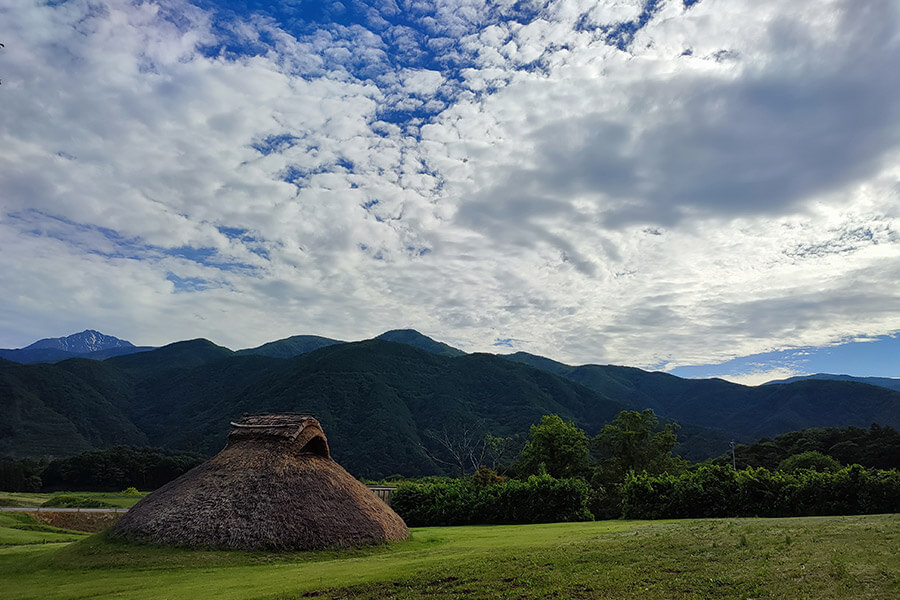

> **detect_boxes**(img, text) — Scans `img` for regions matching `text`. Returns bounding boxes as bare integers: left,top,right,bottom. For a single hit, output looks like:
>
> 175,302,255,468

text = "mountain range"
0,330,156,364
0,328,462,364
1,329,898,477
764,373,900,392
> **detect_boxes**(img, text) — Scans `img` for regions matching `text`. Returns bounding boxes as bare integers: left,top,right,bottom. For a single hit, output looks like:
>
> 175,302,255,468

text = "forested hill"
501,352,900,442
0,340,627,477
763,373,900,392
1,335,898,478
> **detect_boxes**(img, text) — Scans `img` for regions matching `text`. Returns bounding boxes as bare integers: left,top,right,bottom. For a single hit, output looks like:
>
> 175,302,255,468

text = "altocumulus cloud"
0,0,898,370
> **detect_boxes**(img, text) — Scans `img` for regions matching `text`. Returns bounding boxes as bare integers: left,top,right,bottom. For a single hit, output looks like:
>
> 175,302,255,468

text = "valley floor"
0,512,897,599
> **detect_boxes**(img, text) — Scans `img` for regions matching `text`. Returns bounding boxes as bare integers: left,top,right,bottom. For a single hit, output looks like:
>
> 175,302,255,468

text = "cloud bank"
1,0,898,369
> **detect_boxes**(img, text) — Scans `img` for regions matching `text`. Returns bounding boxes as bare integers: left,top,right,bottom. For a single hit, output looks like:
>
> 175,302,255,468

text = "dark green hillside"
80,346,156,360
0,337,627,477
106,339,233,378
235,335,343,358
164,340,627,477
0,362,147,457
131,354,288,447
376,329,465,356
0,369,93,457
2,332,898,478
503,354,900,442
54,358,135,411
504,353,707,413
738,380,900,438
765,373,900,392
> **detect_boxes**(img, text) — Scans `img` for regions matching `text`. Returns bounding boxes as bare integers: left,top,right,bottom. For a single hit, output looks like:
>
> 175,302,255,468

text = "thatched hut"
112,414,409,550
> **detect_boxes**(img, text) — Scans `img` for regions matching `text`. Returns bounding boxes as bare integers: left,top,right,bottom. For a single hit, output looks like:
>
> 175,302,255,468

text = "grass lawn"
0,491,59,507
0,491,147,508
0,514,896,599
0,512,87,546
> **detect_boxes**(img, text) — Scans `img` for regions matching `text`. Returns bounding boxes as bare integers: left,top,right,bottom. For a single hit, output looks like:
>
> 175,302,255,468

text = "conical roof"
111,414,409,550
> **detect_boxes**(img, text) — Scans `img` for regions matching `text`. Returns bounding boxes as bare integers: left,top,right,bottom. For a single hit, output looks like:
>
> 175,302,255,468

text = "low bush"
622,464,900,519
778,451,841,473
392,474,593,526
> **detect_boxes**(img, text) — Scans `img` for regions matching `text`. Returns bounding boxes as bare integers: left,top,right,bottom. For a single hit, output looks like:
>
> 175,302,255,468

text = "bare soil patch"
30,511,122,533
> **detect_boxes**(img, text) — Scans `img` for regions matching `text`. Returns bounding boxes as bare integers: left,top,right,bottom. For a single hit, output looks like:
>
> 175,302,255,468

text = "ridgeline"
1,330,898,478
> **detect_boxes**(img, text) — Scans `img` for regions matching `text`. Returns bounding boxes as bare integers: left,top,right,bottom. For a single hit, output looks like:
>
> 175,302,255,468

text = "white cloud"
717,367,808,387
1,0,899,375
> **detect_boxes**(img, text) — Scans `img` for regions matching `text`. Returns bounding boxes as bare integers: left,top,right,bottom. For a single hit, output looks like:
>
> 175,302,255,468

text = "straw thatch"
111,414,409,550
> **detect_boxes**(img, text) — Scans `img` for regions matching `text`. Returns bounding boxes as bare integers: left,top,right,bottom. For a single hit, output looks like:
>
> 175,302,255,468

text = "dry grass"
30,511,122,533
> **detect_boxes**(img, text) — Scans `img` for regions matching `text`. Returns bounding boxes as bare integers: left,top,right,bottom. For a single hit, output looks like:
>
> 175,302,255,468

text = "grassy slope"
0,512,86,546
0,515,897,600
0,491,146,508
0,492,57,507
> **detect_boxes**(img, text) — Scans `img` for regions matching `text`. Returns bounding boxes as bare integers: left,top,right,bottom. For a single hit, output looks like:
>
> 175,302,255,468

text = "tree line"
0,447,205,492
392,412,900,525
710,423,900,471
3,411,897,522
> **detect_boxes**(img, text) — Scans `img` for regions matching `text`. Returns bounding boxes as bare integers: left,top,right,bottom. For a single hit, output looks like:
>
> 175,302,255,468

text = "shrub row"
622,464,900,519
392,474,593,526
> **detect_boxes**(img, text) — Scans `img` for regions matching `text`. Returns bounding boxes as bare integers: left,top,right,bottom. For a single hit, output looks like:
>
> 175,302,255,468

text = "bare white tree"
421,421,489,476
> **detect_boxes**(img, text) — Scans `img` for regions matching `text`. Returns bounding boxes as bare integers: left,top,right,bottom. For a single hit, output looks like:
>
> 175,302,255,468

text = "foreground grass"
0,515,896,599
0,491,146,508
303,515,899,600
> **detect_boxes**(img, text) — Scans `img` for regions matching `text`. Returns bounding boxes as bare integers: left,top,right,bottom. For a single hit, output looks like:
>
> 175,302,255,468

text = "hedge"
392,474,593,526
622,464,900,519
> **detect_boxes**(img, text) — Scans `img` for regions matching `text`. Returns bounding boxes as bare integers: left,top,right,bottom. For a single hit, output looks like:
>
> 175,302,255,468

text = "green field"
0,491,146,508
0,512,896,599
0,512,86,546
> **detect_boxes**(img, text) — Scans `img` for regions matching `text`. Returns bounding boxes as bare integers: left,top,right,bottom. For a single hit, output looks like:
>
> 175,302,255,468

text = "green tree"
517,415,590,479
483,433,521,474
594,409,683,478
778,450,841,473
471,465,506,488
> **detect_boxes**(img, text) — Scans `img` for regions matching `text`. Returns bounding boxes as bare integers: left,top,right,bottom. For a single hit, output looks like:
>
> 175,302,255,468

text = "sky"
1,0,899,384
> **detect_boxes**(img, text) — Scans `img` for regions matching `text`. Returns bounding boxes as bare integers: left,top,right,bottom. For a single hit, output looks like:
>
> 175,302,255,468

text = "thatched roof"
227,413,331,456
111,414,409,550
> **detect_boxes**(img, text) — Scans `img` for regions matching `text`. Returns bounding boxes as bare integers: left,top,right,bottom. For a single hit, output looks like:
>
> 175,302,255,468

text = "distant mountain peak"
24,329,134,353
375,329,465,357
236,334,343,359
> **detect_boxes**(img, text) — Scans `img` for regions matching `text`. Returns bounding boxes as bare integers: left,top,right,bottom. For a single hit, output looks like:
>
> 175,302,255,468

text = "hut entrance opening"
300,435,329,457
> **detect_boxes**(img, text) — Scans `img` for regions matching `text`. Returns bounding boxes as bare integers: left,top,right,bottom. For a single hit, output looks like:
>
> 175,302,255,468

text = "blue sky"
1,0,899,383
671,334,900,385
